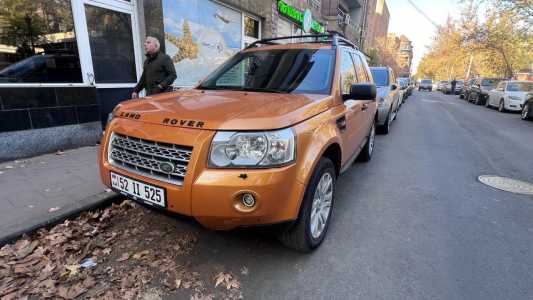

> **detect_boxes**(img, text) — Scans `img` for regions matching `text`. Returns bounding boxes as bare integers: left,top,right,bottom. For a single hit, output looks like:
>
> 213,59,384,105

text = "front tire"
279,158,336,252
474,93,482,105
522,103,530,120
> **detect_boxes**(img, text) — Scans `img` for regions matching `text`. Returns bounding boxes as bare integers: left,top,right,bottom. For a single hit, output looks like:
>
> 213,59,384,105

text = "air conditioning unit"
343,14,351,25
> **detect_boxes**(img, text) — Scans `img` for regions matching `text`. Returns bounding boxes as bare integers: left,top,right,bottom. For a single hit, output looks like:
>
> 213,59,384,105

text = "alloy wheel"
310,173,333,239
522,105,529,120
499,101,504,112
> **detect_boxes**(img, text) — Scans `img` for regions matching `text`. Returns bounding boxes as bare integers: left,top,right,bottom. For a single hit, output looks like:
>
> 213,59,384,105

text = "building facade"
0,0,355,161
386,33,413,77
363,0,389,51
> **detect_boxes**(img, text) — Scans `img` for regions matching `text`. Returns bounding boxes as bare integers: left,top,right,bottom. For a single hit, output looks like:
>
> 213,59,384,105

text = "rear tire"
377,111,391,134
498,100,506,112
278,158,336,252
358,122,375,162
485,98,491,108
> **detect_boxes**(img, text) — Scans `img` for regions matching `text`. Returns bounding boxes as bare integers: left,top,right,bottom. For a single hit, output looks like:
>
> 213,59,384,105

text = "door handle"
361,103,369,111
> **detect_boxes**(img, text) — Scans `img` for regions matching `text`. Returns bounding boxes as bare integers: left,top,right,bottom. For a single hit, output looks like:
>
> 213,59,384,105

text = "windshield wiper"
240,87,287,94
199,86,287,93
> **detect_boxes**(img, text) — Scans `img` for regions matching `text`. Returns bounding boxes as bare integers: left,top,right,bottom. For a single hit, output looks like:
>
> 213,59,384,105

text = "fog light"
241,193,256,207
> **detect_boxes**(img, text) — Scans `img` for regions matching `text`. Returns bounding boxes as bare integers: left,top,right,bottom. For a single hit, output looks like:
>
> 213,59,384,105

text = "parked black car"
460,78,476,99
522,93,533,121
468,77,504,105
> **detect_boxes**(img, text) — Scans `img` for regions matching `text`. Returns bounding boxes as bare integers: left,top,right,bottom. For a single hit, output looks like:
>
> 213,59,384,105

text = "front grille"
108,132,193,185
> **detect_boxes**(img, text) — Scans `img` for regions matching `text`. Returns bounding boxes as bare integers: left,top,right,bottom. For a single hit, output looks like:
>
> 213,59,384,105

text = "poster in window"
162,0,242,87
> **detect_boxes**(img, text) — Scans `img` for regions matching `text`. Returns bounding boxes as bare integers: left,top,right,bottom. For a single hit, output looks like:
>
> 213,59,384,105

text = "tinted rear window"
422,80,432,84
370,69,389,86
507,82,533,92
481,79,500,86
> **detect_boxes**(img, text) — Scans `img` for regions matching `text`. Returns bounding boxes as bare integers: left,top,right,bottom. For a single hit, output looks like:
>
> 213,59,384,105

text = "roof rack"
245,31,358,50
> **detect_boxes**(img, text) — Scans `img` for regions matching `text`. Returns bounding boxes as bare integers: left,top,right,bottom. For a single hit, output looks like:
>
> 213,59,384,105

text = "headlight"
209,128,296,168
509,96,521,101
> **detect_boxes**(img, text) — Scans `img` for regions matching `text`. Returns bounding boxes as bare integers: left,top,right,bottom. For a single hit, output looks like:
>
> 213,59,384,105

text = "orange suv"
99,34,377,251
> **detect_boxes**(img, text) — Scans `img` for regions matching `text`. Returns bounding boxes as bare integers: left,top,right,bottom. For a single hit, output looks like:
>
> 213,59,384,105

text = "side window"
340,50,357,94
351,53,370,83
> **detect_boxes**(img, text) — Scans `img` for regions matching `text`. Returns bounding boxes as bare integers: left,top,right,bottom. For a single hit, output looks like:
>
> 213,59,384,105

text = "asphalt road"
184,90,533,300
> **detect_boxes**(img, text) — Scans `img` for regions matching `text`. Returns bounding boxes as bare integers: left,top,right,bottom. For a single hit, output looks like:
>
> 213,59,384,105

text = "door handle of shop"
336,116,346,131
362,103,369,111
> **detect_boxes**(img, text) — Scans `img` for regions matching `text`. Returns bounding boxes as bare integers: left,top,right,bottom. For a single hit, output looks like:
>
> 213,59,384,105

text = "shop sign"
277,0,324,33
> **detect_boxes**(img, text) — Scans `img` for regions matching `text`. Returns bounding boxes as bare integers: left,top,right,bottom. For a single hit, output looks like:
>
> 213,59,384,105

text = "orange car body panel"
99,44,377,230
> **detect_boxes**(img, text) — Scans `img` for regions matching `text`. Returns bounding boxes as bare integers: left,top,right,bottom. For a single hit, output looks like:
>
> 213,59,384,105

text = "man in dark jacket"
451,78,457,94
132,36,177,98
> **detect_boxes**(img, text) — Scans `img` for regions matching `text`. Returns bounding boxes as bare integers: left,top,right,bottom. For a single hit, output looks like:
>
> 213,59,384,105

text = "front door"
339,49,366,160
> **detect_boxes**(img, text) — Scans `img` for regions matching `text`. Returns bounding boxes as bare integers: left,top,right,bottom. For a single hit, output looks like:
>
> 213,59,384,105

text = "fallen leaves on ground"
48,207,61,213
0,199,243,299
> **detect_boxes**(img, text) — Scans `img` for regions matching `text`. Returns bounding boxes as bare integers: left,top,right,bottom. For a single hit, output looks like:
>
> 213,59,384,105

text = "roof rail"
245,31,358,50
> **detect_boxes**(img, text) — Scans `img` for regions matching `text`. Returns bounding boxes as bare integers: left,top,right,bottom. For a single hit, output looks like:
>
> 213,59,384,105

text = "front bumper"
507,99,524,111
100,119,306,230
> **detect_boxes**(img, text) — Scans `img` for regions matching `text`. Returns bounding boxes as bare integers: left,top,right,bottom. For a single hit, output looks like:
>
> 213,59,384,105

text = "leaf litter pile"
0,200,243,299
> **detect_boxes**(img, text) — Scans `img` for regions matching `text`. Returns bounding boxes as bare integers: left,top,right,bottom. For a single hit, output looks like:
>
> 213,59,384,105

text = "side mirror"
391,84,397,90
345,83,377,101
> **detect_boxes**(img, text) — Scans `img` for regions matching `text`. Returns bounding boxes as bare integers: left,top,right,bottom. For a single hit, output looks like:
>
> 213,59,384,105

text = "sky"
385,0,461,73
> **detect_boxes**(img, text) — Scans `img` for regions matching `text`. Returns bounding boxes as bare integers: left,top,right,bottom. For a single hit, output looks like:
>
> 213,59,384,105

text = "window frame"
0,0,140,88
339,48,358,95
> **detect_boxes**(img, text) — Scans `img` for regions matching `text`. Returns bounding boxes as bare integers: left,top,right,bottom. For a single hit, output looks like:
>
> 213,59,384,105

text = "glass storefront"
0,0,82,83
0,0,140,135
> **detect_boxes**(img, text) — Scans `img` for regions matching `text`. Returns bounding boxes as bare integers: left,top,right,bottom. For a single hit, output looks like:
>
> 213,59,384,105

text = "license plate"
111,172,166,207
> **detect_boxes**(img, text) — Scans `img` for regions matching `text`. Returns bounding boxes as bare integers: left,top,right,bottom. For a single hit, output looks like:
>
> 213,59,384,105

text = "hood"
114,89,332,130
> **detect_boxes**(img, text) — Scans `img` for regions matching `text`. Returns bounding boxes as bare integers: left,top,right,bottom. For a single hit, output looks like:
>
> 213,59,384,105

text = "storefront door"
72,0,142,126
73,0,142,90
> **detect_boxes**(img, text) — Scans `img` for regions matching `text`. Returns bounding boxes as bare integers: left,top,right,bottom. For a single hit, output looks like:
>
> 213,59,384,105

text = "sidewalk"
0,146,119,244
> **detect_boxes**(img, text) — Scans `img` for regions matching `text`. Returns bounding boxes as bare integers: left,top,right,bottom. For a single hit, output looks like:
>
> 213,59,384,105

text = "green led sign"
277,0,325,33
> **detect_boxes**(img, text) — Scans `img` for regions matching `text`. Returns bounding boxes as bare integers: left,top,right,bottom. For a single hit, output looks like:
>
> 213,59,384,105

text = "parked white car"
486,80,533,112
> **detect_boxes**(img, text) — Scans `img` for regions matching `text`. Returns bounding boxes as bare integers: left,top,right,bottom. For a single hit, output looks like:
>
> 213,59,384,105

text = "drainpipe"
360,0,368,49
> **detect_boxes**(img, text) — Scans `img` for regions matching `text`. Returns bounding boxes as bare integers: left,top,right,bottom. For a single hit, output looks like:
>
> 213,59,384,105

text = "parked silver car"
486,80,533,112
419,79,433,91
370,66,401,134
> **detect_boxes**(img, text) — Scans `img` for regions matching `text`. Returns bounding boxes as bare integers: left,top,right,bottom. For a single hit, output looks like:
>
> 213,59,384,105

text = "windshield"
422,80,432,84
370,69,389,86
481,78,501,86
507,82,533,92
199,49,335,95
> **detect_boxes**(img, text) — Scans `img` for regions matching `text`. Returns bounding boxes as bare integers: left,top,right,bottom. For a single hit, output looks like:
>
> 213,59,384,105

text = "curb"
0,192,122,246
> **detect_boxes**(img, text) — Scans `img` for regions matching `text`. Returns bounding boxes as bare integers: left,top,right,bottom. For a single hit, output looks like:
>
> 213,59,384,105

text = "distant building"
363,0,390,51
386,33,413,76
